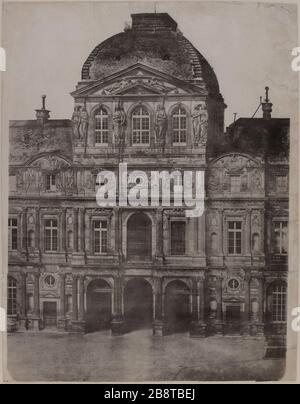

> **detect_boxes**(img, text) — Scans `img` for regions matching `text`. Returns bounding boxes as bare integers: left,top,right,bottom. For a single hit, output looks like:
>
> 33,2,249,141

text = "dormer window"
46,174,56,192
95,107,109,145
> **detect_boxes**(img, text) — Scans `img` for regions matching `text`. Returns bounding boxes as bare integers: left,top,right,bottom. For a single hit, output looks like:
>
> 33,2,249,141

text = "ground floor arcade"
7,270,287,343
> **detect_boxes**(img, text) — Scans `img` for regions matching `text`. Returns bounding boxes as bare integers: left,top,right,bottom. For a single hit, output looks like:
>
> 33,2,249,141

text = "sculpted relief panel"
208,154,264,196
14,155,76,195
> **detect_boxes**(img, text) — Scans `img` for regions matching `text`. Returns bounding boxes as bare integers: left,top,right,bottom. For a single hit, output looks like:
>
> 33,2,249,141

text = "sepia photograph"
0,0,299,384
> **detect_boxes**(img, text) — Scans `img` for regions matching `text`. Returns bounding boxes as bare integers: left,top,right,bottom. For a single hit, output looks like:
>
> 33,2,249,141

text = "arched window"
270,283,287,323
95,107,109,145
172,106,187,145
7,277,17,315
132,106,150,146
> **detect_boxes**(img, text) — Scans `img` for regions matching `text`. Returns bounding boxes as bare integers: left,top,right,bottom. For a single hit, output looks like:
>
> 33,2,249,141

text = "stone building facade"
8,14,289,348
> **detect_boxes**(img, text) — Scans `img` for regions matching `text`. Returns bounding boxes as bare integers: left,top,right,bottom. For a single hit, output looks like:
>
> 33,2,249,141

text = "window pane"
272,285,287,322
95,108,109,144
172,107,187,144
228,221,242,254
8,278,17,315
8,218,18,251
94,221,108,254
171,222,186,255
132,107,150,145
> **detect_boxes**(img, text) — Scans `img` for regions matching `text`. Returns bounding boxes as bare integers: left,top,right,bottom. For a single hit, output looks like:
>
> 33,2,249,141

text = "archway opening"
86,279,112,333
165,280,191,334
124,278,153,333
127,213,152,260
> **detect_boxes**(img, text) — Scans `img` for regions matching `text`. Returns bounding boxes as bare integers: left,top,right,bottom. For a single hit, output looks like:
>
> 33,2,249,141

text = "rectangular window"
46,174,56,191
45,219,58,252
272,286,287,323
132,107,150,145
95,109,109,145
173,107,187,145
8,218,18,251
274,221,288,255
8,279,17,316
228,221,242,255
230,176,241,193
94,220,108,254
171,222,186,256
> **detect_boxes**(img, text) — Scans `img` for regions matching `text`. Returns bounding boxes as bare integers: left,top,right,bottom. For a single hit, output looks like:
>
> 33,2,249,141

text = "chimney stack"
36,95,50,123
261,86,272,119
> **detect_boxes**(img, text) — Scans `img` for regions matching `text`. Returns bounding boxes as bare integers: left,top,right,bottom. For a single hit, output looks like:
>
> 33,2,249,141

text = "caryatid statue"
71,106,82,140
155,103,168,147
112,103,127,146
192,104,208,146
79,107,89,141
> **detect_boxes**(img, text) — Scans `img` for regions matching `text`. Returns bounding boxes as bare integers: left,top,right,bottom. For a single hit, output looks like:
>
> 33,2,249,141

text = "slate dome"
81,13,222,100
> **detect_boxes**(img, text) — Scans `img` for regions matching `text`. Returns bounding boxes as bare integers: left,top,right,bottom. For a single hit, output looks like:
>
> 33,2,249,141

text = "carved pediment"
72,63,205,98
29,154,71,169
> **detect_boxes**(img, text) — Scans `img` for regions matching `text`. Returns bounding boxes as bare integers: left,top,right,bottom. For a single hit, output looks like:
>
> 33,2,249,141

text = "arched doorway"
165,280,191,334
124,278,153,332
127,213,152,260
86,279,112,333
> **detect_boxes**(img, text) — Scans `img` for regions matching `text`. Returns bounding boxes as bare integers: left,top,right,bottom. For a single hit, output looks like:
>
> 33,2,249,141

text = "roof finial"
36,94,50,123
42,94,46,110
262,86,272,119
233,112,237,122
264,86,269,103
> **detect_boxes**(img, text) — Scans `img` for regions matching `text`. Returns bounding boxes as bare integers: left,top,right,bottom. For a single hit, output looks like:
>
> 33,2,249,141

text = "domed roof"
81,13,221,99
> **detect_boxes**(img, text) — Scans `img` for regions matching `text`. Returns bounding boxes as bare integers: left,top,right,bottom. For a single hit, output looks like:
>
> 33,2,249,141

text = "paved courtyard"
6,329,285,382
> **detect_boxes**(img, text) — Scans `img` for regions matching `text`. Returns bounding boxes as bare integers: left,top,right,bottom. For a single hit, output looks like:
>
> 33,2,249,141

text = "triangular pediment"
72,63,206,97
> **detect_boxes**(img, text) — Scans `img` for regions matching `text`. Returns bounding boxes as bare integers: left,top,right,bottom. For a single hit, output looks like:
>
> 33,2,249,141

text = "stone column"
35,208,41,256
58,274,67,331
256,276,265,336
162,213,169,256
111,275,124,335
156,209,163,259
245,210,251,255
73,208,79,252
242,273,251,336
198,213,206,256
72,275,78,322
70,274,85,333
19,272,27,330
22,208,28,253
61,208,67,254
79,276,85,321
212,276,224,335
78,208,85,253
32,273,41,331
153,277,164,336
266,212,272,254
190,276,207,338
114,208,120,260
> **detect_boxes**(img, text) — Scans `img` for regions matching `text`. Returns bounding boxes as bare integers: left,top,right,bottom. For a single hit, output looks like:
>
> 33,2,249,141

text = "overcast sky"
2,1,298,128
